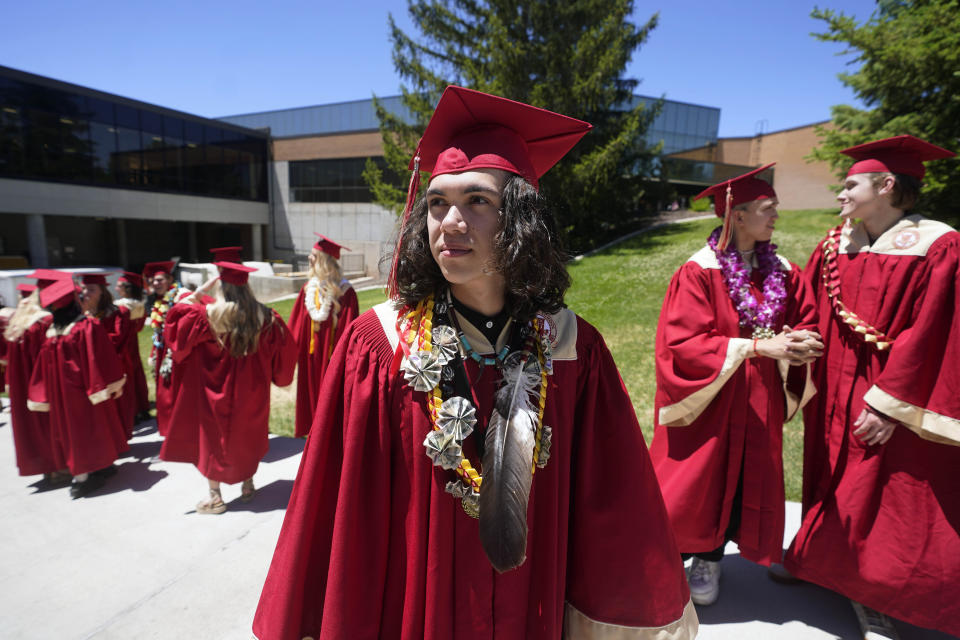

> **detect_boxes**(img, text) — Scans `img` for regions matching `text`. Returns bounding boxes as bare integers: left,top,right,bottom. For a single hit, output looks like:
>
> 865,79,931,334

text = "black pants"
681,471,744,563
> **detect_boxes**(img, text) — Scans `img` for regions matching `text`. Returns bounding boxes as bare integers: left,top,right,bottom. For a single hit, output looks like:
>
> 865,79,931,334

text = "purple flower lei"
707,226,787,339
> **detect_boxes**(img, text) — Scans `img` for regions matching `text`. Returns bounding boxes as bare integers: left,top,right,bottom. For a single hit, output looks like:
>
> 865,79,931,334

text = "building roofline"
723,119,832,140
0,64,269,139
219,92,720,120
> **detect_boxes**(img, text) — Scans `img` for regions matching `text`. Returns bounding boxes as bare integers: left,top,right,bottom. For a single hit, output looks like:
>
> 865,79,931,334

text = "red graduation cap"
27,268,73,289
313,233,350,260
842,134,955,180
118,271,144,288
16,283,37,297
389,86,592,298
80,273,108,286
143,261,176,280
38,277,78,309
412,86,592,190
210,246,243,263
694,163,777,251
215,261,258,286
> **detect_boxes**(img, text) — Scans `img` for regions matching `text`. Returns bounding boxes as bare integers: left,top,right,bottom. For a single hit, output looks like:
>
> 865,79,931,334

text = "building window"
0,72,268,202
289,157,392,203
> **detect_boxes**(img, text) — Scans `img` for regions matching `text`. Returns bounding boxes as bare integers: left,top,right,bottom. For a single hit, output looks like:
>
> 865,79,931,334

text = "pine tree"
363,0,663,252
810,0,960,220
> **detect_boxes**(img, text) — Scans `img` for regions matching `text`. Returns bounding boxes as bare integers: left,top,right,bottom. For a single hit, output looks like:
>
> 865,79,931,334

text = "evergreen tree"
810,0,960,219
363,0,663,252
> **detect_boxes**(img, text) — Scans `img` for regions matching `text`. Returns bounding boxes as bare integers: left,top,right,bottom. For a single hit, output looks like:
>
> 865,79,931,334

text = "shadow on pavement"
698,553,956,639
119,439,162,461
261,437,305,464
91,460,169,496
224,479,295,514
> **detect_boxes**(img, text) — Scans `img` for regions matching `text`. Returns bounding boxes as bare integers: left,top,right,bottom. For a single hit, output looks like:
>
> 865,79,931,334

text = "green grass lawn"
133,211,839,500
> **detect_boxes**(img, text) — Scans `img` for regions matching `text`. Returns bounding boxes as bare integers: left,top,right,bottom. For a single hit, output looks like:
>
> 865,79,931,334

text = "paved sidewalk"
0,402,954,639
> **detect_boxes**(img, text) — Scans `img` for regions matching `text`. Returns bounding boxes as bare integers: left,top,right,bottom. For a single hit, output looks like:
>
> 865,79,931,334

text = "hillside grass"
133,210,840,500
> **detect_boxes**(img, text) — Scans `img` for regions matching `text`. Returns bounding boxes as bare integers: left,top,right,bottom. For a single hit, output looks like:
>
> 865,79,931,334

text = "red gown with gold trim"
252,305,697,640
27,318,128,475
785,216,960,636
650,247,818,566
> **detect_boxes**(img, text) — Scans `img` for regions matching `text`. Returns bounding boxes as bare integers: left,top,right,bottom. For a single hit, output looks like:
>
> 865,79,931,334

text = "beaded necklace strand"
401,292,551,516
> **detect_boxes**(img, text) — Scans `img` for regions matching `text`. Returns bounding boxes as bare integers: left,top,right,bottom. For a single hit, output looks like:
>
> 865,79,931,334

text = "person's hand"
781,324,824,366
853,407,898,445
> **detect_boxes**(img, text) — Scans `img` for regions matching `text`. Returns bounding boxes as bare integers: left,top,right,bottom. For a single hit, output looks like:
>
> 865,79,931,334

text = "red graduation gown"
3,312,62,476
27,318,129,476
151,286,191,436
785,216,960,636
158,305,297,484
288,282,359,437
253,305,697,640
93,306,137,436
650,247,818,566
0,307,11,395
116,298,149,416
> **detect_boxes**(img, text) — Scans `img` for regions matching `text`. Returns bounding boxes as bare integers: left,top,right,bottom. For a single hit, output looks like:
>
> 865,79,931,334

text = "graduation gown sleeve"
862,233,960,445
655,256,755,427
564,321,697,637
253,311,395,640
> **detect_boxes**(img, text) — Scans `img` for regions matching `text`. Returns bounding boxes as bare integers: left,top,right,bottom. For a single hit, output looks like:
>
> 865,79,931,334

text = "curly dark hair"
387,174,571,322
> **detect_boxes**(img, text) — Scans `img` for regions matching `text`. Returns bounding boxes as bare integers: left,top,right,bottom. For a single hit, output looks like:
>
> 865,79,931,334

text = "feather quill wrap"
479,354,540,572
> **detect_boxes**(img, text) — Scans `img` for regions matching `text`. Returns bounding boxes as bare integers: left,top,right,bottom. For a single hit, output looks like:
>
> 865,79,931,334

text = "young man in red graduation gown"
253,87,697,640
287,233,359,437
158,262,297,512
650,166,822,606
2,273,63,484
81,273,137,436
784,135,960,637
114,271,150,423
27,276,129,498
144,260,190,436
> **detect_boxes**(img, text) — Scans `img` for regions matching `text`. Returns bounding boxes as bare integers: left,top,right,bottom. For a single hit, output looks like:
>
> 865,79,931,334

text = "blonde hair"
4,290,49,341
205,281,272,358
310,250,344,316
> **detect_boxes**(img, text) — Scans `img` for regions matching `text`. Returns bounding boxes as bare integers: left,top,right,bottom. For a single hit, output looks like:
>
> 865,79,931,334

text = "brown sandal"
240,478,255,503
196,488,226,514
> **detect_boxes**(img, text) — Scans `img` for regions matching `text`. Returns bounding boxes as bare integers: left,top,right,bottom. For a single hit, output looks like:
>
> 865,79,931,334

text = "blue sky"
1,0,878,138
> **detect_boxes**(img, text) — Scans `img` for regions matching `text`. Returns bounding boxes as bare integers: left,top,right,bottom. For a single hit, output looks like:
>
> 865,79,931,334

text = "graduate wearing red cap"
209,246,243,263
114,271,150,421
286,233,359,437
143,260,193,436
78,273,139,435
254,86,696,640
158,262,296,513
27,275,128,498
783,135,960,636
1,275,63,482
648,165,822,606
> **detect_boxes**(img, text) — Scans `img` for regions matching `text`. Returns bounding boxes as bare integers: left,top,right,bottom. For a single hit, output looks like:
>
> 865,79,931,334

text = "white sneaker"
687,557,721,606
850,600,901,640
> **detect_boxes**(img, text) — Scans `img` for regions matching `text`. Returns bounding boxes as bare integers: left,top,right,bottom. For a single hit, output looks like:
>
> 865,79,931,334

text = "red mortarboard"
27,268,72,289
842,135,955,180
210,246,243,263
81,273,108,286
16,283,37,296
118,271,144,288
39,278,78,309
143,261,176,279
389,86,592,299
412,86,592,190
215,261,257,286
313,233,350,260
694,163,777,250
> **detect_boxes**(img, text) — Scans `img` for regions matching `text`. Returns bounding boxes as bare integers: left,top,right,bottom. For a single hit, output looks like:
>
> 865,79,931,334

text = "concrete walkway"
0,401,954,639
